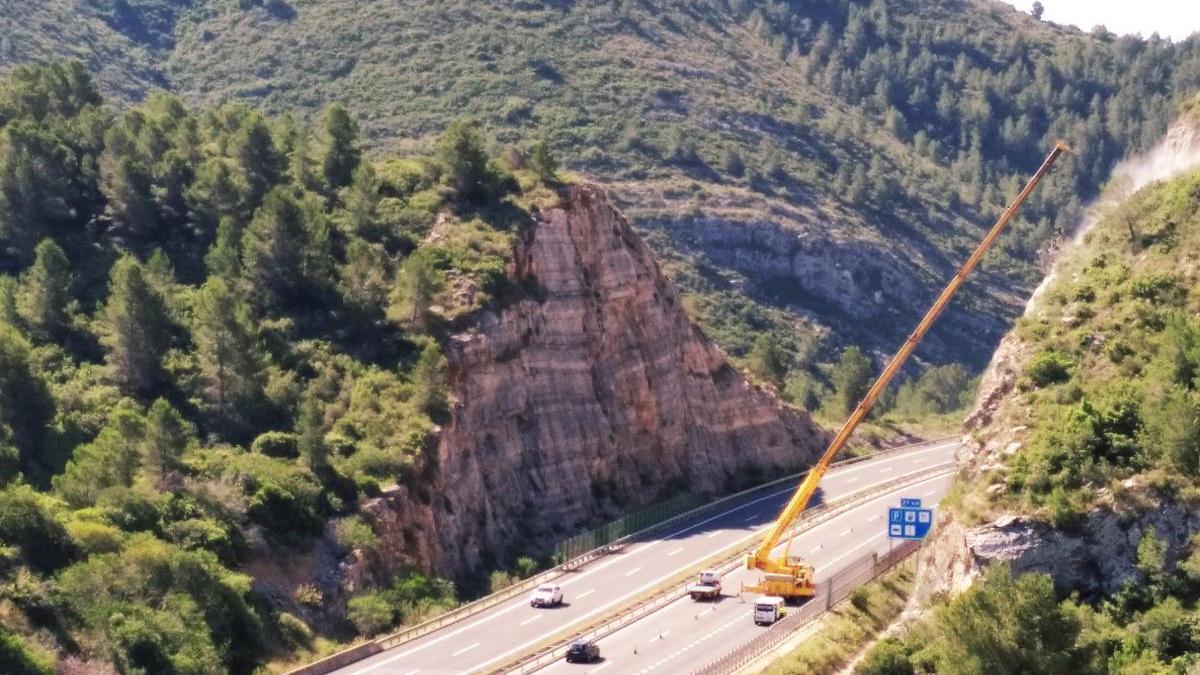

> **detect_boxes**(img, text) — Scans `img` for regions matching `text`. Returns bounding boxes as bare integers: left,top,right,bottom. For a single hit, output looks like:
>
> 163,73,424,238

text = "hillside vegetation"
0,61,557,673
851,162,1200,674
954,167,1200,526
6,0,1200,398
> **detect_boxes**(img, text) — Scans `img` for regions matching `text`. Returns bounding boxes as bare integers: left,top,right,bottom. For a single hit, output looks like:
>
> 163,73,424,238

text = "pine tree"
748,333,787,387
0,423,19,485
300,193,335,290
99,130,158,241
320,103,361,193
193,277,264,435
341,238,390,314
187,157,246,229
0,275,18,326
142,398,191,479
388,251,443,330
99,255,172,394
229,111,281,209
411,341,448,416
0,323,54,477
344,162,380,237
831,345,873,417
436,118,490,202
18,238,71,340
0,124,77,261
53,404,145,507
205,217,243,282
242,187,309,311
145,248,177,291
527,140,559,183
296,390,327,472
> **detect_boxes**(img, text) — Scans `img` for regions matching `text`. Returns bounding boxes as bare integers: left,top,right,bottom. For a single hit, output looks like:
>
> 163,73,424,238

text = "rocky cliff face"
639,210,1014,368
348,185,826,590
913,489,1200,606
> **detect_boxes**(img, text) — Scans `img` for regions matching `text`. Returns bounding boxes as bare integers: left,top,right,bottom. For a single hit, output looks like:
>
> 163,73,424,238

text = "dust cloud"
1023,120,1200,314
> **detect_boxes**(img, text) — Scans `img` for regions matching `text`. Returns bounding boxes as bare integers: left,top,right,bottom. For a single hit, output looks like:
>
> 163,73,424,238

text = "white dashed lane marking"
633,614,745,674
451,643,479,657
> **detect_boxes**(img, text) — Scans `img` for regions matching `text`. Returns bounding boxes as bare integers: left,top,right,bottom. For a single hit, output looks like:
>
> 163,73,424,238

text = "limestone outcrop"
350,184,827,588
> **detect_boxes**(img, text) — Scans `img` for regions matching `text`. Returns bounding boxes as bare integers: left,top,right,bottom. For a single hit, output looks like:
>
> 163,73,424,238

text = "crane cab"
743,554,816,600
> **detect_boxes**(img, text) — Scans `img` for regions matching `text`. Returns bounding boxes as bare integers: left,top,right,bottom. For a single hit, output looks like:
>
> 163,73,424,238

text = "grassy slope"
160,0,1023,332
0,1,167,99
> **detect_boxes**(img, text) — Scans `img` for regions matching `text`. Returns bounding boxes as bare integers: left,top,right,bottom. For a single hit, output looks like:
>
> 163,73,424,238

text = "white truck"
687,569,723,601
753,596,786,625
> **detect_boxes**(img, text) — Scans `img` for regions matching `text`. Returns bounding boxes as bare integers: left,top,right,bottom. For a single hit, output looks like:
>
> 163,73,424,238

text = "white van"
753,596,786,625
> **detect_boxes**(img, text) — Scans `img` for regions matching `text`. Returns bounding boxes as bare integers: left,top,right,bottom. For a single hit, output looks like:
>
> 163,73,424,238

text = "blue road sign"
900,498,921,508
887,504,933,540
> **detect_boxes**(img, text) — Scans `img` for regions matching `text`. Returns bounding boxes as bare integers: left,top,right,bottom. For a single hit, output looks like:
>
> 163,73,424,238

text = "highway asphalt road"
334,439,957,675
535,471,954,675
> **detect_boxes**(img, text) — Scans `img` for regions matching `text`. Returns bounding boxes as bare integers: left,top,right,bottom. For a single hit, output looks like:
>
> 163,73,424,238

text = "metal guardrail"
692,539,922,675
501,462,954,674
286,437,955,675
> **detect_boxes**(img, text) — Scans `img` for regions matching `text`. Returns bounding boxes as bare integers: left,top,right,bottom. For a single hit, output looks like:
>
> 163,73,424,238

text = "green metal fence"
553,492,707,561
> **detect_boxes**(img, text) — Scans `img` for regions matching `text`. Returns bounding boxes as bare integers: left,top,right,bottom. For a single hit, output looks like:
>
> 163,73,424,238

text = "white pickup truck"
687,569,722,601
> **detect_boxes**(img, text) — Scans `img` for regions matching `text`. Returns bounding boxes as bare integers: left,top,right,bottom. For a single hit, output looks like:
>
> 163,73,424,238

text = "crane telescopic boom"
744,142,1069,598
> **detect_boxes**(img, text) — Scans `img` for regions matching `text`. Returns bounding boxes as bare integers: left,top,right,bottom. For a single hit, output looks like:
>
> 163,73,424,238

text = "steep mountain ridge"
322,184,826,597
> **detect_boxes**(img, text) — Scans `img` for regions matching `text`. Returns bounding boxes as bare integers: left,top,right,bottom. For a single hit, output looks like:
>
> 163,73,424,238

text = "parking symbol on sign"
887,503,934,540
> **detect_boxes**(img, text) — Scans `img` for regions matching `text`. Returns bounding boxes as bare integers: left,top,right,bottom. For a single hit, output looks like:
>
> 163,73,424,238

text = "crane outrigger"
743,142,1069,599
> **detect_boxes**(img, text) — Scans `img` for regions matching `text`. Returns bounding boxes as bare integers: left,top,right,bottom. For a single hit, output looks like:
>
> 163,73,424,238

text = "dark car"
565,640,600,664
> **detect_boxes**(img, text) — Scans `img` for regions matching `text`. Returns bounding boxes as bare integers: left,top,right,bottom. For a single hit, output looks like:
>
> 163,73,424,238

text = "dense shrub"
275,612,313,649
1025,349,1073,387
347,592,395,636
333,514,379,554
247,483,323,542
56,535,265,673
251,431,300,458
0,484,75,572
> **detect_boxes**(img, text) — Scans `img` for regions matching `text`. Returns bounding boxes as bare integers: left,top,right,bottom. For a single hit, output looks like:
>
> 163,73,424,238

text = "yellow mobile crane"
744,142,1069,599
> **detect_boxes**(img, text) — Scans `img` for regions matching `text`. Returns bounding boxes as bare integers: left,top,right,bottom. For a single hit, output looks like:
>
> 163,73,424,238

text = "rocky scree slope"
913,113,1200,604
333,184,827,594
